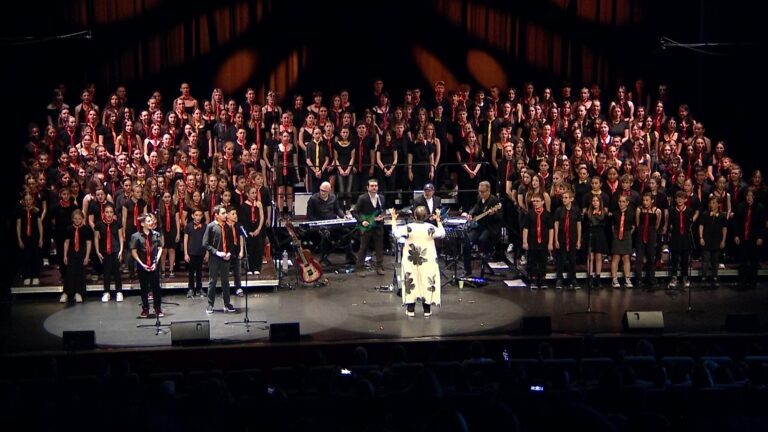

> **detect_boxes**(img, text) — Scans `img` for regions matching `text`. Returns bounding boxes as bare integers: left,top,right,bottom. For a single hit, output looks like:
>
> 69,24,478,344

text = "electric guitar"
356,208,403,232
284,220,323,283
467,203,502,229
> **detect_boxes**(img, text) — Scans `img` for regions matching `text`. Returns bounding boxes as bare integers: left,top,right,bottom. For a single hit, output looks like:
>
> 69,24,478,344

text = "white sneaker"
624,279,633,288
22,278,30,286
101,292,110,303
75,293,83,303
612,278,621,288
718,263,725,269
506,244,514,254
59,293,68,303
31,278,39,286
254,270,260,275
116,292,124,302
236,288,244,297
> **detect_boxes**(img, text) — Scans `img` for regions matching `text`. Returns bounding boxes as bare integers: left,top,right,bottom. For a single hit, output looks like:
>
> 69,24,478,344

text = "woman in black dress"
376,129,398,195
274,131,299,216
334,127,356,208
587,194,609,287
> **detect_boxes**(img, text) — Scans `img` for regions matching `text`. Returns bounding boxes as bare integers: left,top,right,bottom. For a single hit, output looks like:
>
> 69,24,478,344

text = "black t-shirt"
523,209,553,249
554,205,581,249
699,212,726,250
129,230,163,266
65,224,93,257
94,219,122,255
184,222,206,256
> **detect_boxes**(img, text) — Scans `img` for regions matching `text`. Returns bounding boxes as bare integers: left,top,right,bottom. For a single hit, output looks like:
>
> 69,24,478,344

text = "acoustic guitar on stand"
284,220,323,283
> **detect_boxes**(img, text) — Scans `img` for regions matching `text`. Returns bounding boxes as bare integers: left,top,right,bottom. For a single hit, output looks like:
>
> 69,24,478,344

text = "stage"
2,252,768,354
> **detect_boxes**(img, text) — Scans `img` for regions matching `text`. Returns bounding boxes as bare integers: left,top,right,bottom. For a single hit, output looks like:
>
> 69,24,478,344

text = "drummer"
412,183,442,225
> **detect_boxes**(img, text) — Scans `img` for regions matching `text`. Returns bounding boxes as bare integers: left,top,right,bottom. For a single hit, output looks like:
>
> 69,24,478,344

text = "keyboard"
298,218,357,229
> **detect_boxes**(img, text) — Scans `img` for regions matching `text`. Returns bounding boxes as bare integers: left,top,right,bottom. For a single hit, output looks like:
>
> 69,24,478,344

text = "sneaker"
571,283,581,290
22,278,30,286
116,292,124,302
205,305,214,314
406,310,415,317
668,276,678,289
139,308,149,318
683,278,690,288
101,292,110,303
555,279,564,290
31,278,40,286
155,308,164,318
223,304,236,313
539,280,548,290
187,289,194,298
59,293,68,303
718,263,725,269
519,255,527,266
423,311,432,317
168,272,175,278
236,288,244,297
529,282,539,290
376,268,385,276
612,278,621,288
624,279,633,288
253,270,260,275
75,293,83,303
506,244,514,254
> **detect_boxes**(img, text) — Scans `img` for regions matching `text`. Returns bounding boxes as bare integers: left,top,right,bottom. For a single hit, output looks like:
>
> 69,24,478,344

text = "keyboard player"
306,181,356,265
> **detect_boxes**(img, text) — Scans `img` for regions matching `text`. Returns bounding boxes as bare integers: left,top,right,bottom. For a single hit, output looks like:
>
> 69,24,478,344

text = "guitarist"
462,181,502,277
412,183,442,224
353,178,386,277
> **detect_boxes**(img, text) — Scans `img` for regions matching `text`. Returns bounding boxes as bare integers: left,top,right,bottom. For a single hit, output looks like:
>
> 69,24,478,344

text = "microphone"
239,225,249,238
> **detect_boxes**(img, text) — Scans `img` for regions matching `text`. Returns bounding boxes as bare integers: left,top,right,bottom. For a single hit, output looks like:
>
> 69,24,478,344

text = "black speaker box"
623,311,664,332
724,314,759,332
270,322,300,342
62,330,95,350
521,316,552,336
171,320,210,346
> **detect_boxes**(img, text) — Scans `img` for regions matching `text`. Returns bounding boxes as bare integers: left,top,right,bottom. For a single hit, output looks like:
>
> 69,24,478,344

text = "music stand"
225,237,267,332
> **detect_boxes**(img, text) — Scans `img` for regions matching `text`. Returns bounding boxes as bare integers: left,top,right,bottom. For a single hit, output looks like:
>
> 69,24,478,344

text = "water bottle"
281,250,289,273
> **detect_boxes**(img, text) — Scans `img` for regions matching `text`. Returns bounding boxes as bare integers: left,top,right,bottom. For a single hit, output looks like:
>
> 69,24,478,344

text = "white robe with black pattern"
394,222,446,306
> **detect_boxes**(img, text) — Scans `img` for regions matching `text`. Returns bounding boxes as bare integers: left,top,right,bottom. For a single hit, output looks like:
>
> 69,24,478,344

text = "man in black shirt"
307,182,354,266
462,181,502,277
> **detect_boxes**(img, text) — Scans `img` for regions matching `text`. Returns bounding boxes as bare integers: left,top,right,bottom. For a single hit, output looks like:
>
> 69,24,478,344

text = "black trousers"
555,246,577,283
102,252,122,292
230,256,242,289
207,256,231,307
357,228,384,270
188,254,203,291
463,227,491,273
635,240,656,281
740,240,760,284
137,267,161,310
528,249,548,282
64,253,87,296
20,236,41,279
670,248,691,278
245,233,264,271
701,248,720,280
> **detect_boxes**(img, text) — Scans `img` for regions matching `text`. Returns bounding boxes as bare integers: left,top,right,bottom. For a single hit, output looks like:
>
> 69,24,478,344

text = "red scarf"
74,224,81,252
165,203,171,232
145,233,152,266
133,202,140,229
250,201,258,223
105,219,112,254
357,135,366,171
745,205,752,240
618,211,625,240
218,222,227,253
26,209,32,237
535,208,544,243
229,223,238,246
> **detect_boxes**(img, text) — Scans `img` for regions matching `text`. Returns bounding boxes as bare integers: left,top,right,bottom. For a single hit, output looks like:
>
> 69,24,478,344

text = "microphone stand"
667,219,705,318
136,260,175,335
226,230,267,332
566,230,605,317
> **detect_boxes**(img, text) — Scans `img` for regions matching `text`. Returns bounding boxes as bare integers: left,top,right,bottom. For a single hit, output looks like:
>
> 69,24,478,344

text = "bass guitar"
284,220,323,283
467,203,502,229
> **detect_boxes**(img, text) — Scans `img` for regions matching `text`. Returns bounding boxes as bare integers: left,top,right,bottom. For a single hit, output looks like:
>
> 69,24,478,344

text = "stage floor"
2,254,767,354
